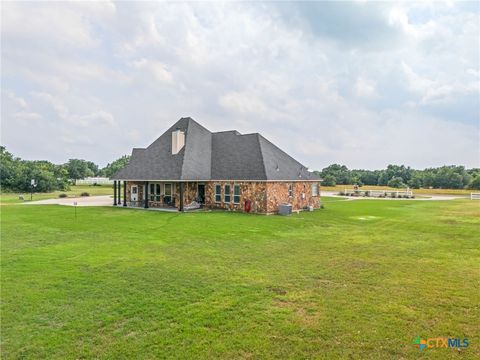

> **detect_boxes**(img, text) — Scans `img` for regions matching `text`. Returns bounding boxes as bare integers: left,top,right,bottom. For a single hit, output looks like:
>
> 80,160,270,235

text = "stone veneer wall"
204,181,267,213
265,181,320,214
124,180,320,214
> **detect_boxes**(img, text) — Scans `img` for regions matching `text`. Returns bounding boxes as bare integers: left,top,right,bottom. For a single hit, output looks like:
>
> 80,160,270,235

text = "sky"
1,1,479,170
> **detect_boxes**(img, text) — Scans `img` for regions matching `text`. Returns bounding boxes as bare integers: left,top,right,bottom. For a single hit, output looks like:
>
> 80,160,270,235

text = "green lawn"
0,185,113,204
1,200,479,359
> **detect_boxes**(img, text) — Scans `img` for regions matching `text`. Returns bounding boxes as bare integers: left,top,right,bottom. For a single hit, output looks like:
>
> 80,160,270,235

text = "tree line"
0,146,130,193
2,146,479,192
315,164,480,189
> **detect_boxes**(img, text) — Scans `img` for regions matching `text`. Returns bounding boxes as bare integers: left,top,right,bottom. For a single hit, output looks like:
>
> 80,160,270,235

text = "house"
111,117,321,214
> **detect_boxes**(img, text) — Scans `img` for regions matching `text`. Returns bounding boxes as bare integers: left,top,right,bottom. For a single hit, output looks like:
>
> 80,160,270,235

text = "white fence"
471,193,480,200
343,188,414,198
75,177,113,185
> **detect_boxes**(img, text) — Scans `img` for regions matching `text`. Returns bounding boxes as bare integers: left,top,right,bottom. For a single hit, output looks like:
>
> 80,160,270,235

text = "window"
233,184,241,204
164,183,172,203
288,184,293,197
224,184,231,203
215,184,221,202
150,183,155,201
149,183,161,201
312,183,319,197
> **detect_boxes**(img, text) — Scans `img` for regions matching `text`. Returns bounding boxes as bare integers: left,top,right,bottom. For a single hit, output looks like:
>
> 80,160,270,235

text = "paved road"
321,191,468,201
27,195,113,207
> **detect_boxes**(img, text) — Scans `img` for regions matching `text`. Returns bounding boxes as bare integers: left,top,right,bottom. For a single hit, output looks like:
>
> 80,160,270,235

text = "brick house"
111,118,321,214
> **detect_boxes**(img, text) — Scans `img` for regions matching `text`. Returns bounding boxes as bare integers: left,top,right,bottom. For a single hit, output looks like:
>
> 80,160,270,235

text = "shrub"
80,192,90,197
58,193,67,198
320,204,325,209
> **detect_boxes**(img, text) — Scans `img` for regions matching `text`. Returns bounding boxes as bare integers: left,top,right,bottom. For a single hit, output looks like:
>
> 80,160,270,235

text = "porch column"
118,181,122,205
123,181,127,206
179,182,184,212
144,181,149,208
113,180,117,205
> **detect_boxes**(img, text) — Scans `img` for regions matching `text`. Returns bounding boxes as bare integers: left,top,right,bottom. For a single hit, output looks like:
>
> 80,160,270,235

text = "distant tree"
468,175,480,190
353,170,380,186
321,164,351,185
85,161,100,176
383,164,412,185
387,176,406,188
321,174,336,187
0,146,18,189
408,175,423,189
66,159,94,180
101,155,130,178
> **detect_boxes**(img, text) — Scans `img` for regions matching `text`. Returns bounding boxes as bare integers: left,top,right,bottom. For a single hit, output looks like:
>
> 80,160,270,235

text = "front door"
197,184,205,203
131,185,138,202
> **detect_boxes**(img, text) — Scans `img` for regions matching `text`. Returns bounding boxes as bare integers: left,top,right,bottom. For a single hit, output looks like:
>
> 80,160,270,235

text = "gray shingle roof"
111,117,320,181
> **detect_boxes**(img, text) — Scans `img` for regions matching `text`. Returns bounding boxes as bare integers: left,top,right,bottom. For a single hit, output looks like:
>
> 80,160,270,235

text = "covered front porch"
112,180,206,211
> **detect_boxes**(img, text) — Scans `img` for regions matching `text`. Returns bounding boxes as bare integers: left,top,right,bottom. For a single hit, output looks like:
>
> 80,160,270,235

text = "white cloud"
1,1,478,168
12,112,43,121
354,77,378,98
131,58,173,84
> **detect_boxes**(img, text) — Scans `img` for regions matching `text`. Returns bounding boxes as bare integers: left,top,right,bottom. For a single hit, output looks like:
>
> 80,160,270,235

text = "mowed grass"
321,185,472,196
0,185,112,204
1,200,479,359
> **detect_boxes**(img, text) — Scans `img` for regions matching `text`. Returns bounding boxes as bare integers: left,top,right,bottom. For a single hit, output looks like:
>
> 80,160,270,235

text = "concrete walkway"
321,191,468,201
27,195,113,207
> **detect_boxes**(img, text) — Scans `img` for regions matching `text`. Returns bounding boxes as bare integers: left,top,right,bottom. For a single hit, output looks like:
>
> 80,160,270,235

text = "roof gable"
111,117,320,181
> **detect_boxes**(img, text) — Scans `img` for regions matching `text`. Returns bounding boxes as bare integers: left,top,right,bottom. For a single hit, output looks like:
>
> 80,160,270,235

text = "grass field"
321,185,472,196
0,185,113,204
1,200,479,359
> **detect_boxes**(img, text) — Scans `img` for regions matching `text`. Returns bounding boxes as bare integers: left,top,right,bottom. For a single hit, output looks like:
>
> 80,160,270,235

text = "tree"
66,159,94,180
322,174,336,187
408,175,423,189
320,164,351,185
86,161,99,176
0,146,18,189
468,175,480,190
101,155,130,178
383,164,412,185
388,176,406,188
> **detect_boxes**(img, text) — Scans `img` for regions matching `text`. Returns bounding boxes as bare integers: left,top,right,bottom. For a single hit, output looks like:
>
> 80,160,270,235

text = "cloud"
131,58,173,84
12,112,43,121
1,1,478,168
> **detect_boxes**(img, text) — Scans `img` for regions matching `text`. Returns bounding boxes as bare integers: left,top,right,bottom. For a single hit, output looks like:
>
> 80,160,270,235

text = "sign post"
30,179,37,201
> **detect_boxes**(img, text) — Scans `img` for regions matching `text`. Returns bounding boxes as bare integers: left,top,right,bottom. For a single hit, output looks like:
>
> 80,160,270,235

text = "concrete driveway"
27,195,113,207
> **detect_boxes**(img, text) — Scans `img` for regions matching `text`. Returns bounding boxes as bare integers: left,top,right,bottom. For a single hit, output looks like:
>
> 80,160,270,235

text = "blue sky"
1,1,479,169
